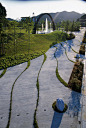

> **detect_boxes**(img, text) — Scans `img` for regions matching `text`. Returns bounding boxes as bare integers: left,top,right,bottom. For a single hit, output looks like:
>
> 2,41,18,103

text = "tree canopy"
0,3,6,18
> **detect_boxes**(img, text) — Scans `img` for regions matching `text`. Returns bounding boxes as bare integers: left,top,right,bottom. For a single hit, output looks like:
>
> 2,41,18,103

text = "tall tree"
64,20,70,33
0,3,7,55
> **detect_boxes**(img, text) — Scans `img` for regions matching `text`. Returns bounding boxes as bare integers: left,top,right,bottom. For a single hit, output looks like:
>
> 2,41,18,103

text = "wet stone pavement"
0,28,85,128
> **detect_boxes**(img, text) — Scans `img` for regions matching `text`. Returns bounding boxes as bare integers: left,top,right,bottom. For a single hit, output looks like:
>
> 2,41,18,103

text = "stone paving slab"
55,43,75,83
0,62,27,128
0,69,4,75
9,55,44,128
37,29,86,128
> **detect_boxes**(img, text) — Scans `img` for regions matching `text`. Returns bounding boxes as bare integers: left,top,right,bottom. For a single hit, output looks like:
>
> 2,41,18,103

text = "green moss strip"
71,47,78,54
33,54,47,128
56,63,68,87
0,68,7,78
6,60,30,128
65,41,79,54
60,42,75,63
65,51,75,63
54,47,68,87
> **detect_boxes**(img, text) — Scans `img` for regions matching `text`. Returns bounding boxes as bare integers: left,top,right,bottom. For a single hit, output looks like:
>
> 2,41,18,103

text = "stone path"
0,62,27,128
37,29,85,128
9,55,44,128
0,69,4,75
0,27,85,128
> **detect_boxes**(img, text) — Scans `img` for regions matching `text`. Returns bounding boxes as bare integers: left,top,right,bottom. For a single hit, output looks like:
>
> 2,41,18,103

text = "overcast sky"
0,0,86,20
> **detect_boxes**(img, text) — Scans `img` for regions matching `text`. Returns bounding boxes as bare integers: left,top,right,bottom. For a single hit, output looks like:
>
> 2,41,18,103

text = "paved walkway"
9,55,44,128
0,69,4,75
37,29,85,128
0,28,85,128
0,62,27,128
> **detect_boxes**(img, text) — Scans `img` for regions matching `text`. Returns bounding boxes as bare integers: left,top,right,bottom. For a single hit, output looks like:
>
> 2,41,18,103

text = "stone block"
56,98,64,112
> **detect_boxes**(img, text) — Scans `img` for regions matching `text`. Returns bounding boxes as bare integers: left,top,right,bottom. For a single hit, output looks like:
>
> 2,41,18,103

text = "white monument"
45,18,48,33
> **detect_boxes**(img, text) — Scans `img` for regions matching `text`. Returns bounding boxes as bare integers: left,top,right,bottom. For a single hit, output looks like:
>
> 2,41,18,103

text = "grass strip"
65,51,75,63
0,68,7,78
56,63,68,87
6,60,30,128
54,47,68,87
65,41,79,54
60,42,75,63
71,47,79,54
33,54,47,128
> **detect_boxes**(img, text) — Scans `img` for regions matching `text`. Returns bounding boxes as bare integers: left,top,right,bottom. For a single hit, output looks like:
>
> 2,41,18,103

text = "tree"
56,22,60,30
21,17,34,53
61,20,66,28
64,20,70,33
0,3,7,55
74,22,80,31
70,20,75,33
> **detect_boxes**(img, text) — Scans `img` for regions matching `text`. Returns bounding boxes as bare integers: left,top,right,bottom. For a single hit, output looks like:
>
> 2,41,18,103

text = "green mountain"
35,11,84,23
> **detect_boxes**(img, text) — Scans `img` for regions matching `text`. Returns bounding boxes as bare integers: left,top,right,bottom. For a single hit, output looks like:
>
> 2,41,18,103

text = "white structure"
37,18,53,34
56,98,64,111
45,18,48,33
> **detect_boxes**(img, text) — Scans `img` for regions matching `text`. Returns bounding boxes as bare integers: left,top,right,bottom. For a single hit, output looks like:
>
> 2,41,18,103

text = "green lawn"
0,29,67,70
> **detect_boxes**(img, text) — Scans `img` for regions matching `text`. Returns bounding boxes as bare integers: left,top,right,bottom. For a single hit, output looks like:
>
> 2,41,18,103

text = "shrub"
79,43,85,55
66,33,75,40
68,60,83,92
82,31,86,43
70,78,81,92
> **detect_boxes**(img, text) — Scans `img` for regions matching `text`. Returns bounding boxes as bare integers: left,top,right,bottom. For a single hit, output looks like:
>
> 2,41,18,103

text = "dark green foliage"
0,51,45,70
66,33,75,40
0,30,67,69
70,78,81,92
52,101,68,113
82,31,86,43
0,3,6,17
65,20,70,32
68,60,84,92
79,43,85,55
0,3,7,56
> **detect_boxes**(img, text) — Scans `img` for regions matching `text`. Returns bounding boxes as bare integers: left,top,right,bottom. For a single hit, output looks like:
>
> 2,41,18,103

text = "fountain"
37,18,53,34
45,18,48,33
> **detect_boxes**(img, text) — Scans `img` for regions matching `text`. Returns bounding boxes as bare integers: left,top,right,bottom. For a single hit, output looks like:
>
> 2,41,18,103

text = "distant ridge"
7,18,14,21
34,11,85,23
7,11,85,23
